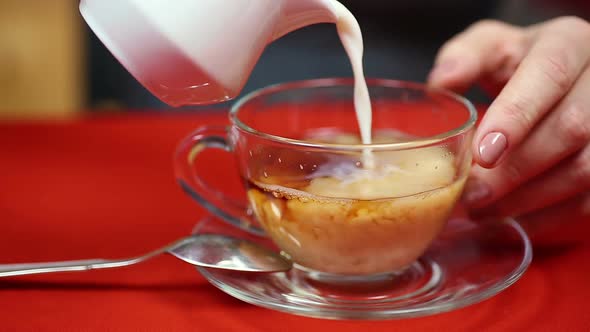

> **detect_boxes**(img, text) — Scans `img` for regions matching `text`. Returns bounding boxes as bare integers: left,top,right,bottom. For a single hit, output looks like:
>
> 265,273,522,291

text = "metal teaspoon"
0,234,292,277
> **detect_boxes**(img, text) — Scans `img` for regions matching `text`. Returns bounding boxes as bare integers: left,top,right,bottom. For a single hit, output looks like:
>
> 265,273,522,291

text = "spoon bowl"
169,234,292,272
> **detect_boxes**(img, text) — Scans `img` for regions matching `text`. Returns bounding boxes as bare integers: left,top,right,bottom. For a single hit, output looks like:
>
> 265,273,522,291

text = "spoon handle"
0,237,195,278
0,258,144,278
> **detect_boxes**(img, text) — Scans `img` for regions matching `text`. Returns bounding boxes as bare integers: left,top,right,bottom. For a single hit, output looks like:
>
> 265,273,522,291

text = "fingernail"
478,132,507,166
428,60,458,82
463,178,492,207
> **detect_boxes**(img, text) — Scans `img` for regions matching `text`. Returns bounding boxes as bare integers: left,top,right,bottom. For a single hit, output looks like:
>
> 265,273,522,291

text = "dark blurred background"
0,0,588,118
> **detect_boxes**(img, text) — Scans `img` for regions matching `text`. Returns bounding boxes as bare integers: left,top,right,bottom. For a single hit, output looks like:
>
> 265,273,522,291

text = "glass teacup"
175,78,477,280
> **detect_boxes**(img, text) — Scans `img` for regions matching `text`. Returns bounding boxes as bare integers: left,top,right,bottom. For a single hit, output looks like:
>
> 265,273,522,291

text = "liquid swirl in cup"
246,132,467,275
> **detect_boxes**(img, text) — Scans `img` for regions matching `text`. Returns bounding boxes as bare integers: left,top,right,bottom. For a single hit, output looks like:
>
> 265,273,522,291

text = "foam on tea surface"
303,130,455,199
307,148,454,200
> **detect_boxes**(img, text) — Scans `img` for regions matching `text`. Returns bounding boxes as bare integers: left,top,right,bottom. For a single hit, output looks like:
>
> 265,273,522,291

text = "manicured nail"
478,132,507,166
463,178,491,207
428,60,458,82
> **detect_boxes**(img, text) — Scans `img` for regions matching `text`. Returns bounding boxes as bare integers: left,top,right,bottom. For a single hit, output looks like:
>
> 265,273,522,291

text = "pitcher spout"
272,0,341,41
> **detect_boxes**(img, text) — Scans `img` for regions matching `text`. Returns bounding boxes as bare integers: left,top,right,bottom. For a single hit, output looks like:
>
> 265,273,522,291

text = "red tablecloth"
0,111,588,331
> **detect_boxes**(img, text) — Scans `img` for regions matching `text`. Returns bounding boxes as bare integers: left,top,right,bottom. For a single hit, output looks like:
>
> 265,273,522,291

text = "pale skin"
427,17,590,233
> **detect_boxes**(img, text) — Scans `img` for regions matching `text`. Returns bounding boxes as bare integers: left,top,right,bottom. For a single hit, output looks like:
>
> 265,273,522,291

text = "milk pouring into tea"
81,0,467,274
80,0,461,196
80,0,459,191
80,0,375,166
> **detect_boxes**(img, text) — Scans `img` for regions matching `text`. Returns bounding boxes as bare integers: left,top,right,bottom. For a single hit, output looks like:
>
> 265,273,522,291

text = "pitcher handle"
174,126,265,236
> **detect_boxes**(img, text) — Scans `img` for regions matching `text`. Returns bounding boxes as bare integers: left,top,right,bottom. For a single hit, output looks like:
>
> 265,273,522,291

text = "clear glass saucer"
192,214,532,320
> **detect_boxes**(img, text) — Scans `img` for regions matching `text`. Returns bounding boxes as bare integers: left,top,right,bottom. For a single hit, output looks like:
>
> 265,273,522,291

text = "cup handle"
174,126,266,236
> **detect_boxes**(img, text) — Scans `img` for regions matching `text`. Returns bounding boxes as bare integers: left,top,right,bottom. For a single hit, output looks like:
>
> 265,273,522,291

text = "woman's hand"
428,17,590,229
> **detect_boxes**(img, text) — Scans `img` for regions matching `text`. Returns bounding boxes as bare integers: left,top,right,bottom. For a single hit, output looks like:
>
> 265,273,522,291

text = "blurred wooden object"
0,0,84,118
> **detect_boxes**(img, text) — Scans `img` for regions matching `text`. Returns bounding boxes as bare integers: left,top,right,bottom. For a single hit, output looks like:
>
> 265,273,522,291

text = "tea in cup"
175,79,476,279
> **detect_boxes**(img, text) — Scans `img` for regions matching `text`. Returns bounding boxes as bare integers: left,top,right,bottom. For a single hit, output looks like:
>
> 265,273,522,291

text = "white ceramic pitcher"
80,0,348,106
